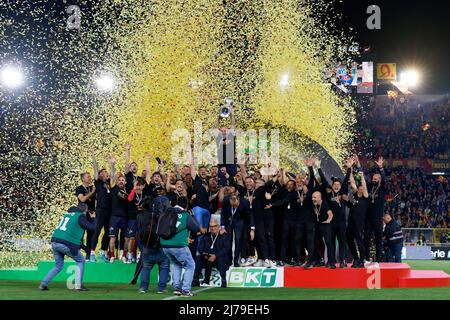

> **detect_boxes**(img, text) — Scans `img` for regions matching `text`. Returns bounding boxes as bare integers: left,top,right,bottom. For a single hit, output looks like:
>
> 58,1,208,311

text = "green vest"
160,210,189,247
52,211,84,245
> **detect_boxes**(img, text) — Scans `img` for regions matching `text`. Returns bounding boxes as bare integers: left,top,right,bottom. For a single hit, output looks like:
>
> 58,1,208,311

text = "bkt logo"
227,268,282,287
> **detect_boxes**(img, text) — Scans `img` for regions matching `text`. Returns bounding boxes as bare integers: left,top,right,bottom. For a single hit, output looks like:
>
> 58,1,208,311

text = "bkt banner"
226,267,284,287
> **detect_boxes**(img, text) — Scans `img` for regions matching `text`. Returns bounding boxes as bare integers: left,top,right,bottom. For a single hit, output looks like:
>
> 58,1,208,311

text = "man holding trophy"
214,99,238,186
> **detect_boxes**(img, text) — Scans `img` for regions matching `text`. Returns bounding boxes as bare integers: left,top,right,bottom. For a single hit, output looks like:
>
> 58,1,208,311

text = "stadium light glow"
431,172,445,175
279,73,289,88
400,69,420,87
0,65,25,89
95,74,115,92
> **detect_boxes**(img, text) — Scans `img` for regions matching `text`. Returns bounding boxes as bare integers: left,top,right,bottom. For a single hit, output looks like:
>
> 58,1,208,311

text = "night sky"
332,0,450,94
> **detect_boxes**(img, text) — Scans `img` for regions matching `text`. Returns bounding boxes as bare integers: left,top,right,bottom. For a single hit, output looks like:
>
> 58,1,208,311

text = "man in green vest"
39,203,96,291
161,196,206,297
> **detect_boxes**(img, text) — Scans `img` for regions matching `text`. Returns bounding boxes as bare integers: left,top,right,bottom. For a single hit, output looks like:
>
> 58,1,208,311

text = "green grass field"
0,261,449,300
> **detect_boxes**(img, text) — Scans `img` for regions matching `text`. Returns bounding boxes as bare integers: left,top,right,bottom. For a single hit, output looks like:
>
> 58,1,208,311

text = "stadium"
0,0,449,307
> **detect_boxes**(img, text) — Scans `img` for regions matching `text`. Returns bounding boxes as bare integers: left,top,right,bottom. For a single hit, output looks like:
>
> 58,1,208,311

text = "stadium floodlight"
279,73,289,88
0,65,25,89
95,73,115,92
400,69,420,87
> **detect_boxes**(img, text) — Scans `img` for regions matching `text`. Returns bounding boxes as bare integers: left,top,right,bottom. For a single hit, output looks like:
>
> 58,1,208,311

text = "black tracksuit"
317,168,351,263
271,188,301,263
295,167,316,263
365,169,386,262
312,200,335,265
91,179,112,251
251,181,277,261
346,194,370,263
221,197,255,266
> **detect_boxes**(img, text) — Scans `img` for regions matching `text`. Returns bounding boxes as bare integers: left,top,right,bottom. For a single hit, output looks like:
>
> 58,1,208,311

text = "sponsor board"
226,267,284,288
431,246,450,260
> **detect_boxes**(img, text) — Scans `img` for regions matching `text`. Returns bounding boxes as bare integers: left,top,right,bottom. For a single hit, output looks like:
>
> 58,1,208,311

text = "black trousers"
240,220,256,259
315,223,335,264
194,255,229,281
331,221,347,262
91,207,110,251
254,209,276,260
229,219,245,266
279,217,298,262
296,219,315,263
364,214,384,262
81,213,94,257
347,215,365,263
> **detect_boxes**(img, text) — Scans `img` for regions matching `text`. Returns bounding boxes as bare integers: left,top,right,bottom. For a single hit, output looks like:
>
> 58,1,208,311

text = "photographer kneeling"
192,218,231,288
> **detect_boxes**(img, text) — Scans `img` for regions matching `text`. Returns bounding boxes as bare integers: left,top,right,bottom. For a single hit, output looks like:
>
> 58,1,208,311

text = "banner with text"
226,267,284,288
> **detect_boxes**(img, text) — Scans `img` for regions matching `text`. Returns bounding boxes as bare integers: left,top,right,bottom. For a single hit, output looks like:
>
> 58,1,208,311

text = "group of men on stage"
40,112,404,294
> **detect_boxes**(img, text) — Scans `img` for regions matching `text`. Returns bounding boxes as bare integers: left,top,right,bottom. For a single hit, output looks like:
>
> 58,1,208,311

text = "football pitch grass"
0,260,449,300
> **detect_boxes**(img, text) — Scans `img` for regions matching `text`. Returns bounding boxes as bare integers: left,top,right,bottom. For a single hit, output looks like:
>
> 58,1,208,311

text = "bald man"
311,191,336,269
365,157,386,264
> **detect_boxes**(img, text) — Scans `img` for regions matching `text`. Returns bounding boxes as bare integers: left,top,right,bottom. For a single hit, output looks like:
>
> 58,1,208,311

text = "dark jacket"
198,232,231,261
384,219,403,245
221,197,255,230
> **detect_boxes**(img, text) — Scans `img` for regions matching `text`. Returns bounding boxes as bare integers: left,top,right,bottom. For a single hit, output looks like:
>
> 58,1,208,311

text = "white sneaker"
243,256,257,267
364,260,371,268
373,262,380,268
127,253,133,264
263,259,271,268
270,260,277,268
121,256,128,263
110,257,115,263
239,258,247,267
253,259,264,267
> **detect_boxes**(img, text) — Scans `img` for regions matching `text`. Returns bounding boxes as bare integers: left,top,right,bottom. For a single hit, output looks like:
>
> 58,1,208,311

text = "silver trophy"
219,98,233,118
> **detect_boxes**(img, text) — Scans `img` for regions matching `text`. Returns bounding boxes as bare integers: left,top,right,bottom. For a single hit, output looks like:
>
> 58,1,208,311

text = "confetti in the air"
0,0,356,267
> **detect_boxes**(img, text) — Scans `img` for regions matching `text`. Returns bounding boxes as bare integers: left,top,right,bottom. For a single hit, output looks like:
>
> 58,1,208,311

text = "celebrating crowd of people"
40,143,405,295
38,103,450,296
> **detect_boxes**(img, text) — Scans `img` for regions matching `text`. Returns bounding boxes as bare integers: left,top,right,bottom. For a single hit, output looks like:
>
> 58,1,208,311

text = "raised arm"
174,163,182,180
230,107,236,130
125,143,131,174
375,156,386,188
359,170,369,198
349,170,358,193
91,150,99,180
341,157,354,195
315,158,331,191
213,114,220,130
145,153,151,184
159,161,167,182
108,155,117,187
305,158,315,191
190,157,197,179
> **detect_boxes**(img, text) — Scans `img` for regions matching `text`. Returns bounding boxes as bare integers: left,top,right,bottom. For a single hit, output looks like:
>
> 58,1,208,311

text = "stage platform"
0,261,448,289
284,263,450,288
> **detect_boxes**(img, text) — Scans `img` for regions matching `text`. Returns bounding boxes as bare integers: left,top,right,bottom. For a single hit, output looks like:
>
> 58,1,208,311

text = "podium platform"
284,263,450,288
0,261,448,289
